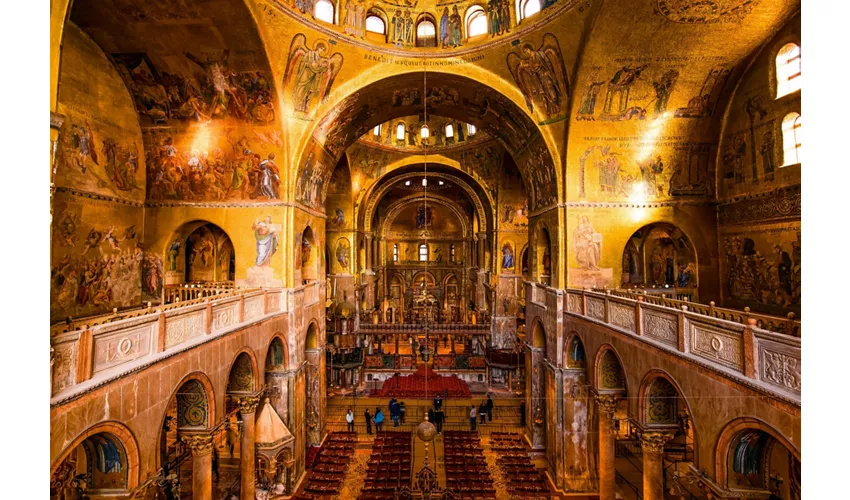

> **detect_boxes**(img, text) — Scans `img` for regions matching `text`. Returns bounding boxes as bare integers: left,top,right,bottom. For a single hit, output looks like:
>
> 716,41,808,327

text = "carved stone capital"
235,395,261,415
595,394,619,420
181,433,214,456
50,112,66,130
640,431,675,454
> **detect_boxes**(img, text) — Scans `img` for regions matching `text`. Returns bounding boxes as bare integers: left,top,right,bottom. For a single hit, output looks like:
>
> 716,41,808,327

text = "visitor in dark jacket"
479,402,487,424
486,394,494,422
365,409,373,434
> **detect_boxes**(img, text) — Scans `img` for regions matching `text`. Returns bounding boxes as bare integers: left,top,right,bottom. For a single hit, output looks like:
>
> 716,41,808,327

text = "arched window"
519,0,541,21
420,123,430,139
416,19,437,47
314,0,335,24
465,6,487,38
419,243,429,262
396,122,406,141
366,14,386,34
450,244,456,263
781,112,801,165
467,123,476,136
393,244,399,262
373,124,382,137
775,43,801,98
445,124,454,138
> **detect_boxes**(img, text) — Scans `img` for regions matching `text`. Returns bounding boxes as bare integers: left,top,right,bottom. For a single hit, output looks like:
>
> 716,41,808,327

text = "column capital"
595,394,619,420
181,433,214,456
235,395,261,414
640,431,675,454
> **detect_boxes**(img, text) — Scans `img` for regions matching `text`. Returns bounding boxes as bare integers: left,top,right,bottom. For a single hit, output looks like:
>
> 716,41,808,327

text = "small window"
396,123,406,141
393,244,399,262
450,244,456,263
781,112,801,165
467,123,476,136
419,243,429,262
373,124,382,137
776,43,801,98
520,0,541,21
446,124,454,138
420,124,430,139
416,20,437,48
366,14,386,34
315,0,335,24
465,6,487,38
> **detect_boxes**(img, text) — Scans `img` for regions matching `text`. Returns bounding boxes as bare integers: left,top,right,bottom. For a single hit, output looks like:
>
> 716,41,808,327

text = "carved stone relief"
689,322,743,371
52,343,77,395
568,294,583,314
165,311,204,349
642,311,678,347
609,303,635,333
212,303,239,331
93,325,154,374
586,298,605,320
758,340,801,393
244,296,265,322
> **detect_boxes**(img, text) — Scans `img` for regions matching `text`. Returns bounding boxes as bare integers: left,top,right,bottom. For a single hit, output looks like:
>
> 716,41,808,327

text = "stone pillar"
641,431,675,500
595,395,618,500
365,234,373,273
182,433,214,500
237,396,261,500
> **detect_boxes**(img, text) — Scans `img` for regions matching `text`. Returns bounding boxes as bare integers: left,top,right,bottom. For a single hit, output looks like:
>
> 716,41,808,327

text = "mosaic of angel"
283,34,344,114
506,33,570,117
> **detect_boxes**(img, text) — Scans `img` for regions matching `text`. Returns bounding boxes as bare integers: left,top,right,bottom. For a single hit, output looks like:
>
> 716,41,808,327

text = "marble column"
595,395,618,500
365,234,373,273
641,431,675,500
237,396,261,500
182,433,214,500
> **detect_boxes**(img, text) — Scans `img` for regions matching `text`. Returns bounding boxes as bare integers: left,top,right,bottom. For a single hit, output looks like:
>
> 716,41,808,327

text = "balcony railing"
358,323,491,334
50,288,286,401
601,288,800,337
51,284,250,337
558,288,801,403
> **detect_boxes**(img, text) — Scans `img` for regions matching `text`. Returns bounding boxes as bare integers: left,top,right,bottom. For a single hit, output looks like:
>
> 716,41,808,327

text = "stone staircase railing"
602,288,800,338
563,288,801,403
50,288,286,402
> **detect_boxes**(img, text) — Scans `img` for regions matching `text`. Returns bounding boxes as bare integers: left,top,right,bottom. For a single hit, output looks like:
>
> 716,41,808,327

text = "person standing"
434,407,444,435
364,408,373,435
399,402,406,424
212,447,220,483
346,408,355,432
374,408,385,432
479,402,487,425
226,422,238,457
486,394,494,422
469,405,478,431
434,393,443,411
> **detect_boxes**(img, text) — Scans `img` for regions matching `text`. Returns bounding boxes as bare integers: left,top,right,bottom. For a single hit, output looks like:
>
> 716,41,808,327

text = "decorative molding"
50,112,66,130
689,322,743,371
586,298,605,320
609,303,635,333
718,185,801,226
642,310,678,347
235,395,261,415
640,431,675,454
565,200,716,208
53,187,145,207
181,433,214,456
758,339,801,393
267,0,584,59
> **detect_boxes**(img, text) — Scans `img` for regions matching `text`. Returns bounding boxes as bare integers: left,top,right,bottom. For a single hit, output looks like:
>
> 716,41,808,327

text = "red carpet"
373,365,471,399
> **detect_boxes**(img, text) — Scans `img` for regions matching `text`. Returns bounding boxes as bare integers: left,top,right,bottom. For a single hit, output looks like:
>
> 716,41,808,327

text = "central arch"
292,72,561,214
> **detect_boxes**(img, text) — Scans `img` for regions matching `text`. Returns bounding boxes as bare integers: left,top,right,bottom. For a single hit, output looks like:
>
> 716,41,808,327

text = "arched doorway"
51,428,135,499
301,226,317,283
157,374,214,497
265,335,291,425
716,419,801,499
164,221,235,301
304,322,323,445
559,333,596,491
594,346,629,500
536,224,552,286
621,222,697,299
